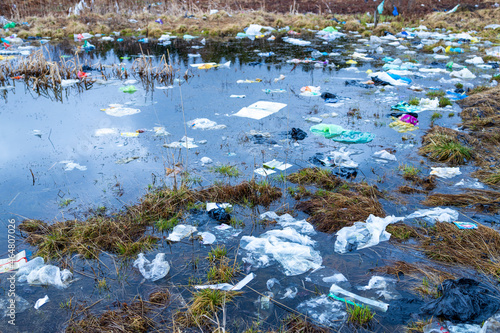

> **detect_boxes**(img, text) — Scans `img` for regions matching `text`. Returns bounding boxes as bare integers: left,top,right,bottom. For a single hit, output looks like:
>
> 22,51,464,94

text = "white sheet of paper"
233,101,287,120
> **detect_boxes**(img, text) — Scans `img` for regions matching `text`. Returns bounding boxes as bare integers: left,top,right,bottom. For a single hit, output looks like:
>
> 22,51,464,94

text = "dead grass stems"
422,189,500,213
66,296,157,332
20,180,282,260
0,47,177,90
288,168,384,233
389,222,500,280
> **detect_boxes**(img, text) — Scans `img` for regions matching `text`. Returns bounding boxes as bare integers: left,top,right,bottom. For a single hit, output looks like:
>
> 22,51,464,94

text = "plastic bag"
167,224,197,241
17,257,72,288
133,253,170,281
119,85,137,93
310,124,375,143
289,128,307,140
310,124,345,138
421,278,500,324
377,0,385,14
331,130,375,143
334,215,404,253
406,207,458,223
208,208,231,222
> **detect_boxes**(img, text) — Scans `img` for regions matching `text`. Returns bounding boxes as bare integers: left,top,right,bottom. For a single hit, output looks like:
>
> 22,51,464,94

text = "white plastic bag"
334,215,404,253
133,253,170,281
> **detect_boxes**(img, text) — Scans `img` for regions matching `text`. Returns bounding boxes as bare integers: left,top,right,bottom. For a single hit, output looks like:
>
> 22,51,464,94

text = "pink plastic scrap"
399,114,418,126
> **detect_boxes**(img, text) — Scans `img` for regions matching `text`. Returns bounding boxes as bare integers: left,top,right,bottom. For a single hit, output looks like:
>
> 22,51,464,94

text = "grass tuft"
408,97,420,106
430,112,442,121
210,164,241,178
398,163,421,179
419,126,475,165
175,289,240,327
347,304,374,326
438,97,452,108
426,90,445,98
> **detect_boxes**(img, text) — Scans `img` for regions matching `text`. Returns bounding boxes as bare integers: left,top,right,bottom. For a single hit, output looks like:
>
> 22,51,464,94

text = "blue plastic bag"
393,6,399,16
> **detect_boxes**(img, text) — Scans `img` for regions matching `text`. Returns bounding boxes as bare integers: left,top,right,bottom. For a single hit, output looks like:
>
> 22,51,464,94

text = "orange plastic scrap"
11,76,23,80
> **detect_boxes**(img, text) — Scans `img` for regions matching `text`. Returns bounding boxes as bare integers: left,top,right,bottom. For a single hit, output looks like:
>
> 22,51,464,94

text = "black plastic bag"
321,92,338,103
371,76,392,86
289,128,307,140
208,208,231,222
421,278,500,324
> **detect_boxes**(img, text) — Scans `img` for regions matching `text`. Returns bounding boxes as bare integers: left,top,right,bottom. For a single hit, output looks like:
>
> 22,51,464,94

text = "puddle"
0,30,499,332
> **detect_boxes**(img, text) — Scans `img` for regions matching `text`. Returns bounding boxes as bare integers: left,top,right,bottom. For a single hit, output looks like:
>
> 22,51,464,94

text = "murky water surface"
0,31,498,332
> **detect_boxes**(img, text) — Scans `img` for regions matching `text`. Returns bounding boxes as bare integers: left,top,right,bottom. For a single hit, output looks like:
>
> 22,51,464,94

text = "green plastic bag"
3,22,16,29
331,131,375,143
310,124,375,143
323,26,338,33
310,124,344,139
119,85,137,93
377,0,385,14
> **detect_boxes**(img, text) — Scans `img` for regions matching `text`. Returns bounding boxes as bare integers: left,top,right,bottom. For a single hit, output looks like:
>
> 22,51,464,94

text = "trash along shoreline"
0,2,499,41
1,2,500,332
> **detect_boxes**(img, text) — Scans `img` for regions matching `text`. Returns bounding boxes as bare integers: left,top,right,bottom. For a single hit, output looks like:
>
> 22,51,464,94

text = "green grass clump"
429,141,471,164
156,215,180,232
398,163,421,179
189,289,239,319
347,304,374,326
96,278,108,291
431,112,443,121
229,217,245,228
206,245,240,283
438,97,452,108
59,198,74,207
419,131,473,165
455,82,464,89
426,90,445,98
408,97,420,106
208,245,228,263
210,164,241,178
206,260,239,283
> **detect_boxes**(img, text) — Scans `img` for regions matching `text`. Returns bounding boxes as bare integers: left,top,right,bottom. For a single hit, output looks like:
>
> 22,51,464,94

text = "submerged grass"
419,126,475,165
282,314,329,332
210,164,241,178
67,297,155,332
288,168,384,233
398,164,436,193
20,180,281,259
